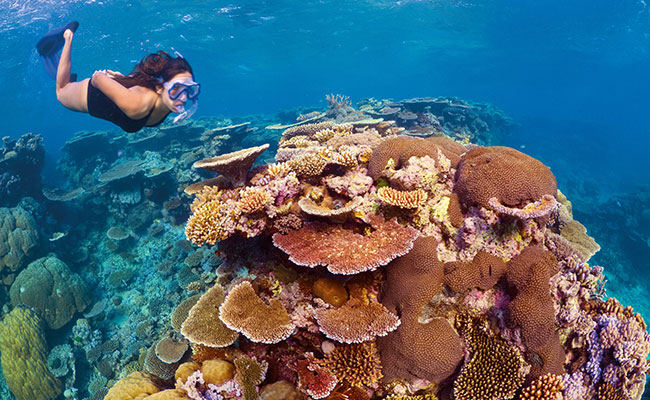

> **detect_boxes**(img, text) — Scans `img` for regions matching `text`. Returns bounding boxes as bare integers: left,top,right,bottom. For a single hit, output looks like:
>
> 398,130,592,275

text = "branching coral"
518,373,564,400
317,342,383,388
453,313,526,400
377,187,428,209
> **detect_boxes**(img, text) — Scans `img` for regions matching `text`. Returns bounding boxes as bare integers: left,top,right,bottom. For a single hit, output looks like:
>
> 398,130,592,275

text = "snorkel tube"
172,100,198,124
163,76,200,124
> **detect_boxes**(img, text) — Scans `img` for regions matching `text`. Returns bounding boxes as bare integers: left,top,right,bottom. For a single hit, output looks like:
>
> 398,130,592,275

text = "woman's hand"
91,70,110,85
106,70,123,78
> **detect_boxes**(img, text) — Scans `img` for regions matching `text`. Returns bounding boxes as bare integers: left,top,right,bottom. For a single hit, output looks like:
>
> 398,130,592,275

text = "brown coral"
425,135,466,168
442,251,506,292
453,313,526,400
377,187,428,209
377,236,462,383
180,283,239,348
239,187,270,214
315,298,400,343
518,373,564,399
454,146,557,210
286,153,328,177
317,342,383,388
368,136,445,180
219,281,295,344
193,144,270,187
281,121,335,141
272,214,419,275
155,337,188,364
312,277,348,307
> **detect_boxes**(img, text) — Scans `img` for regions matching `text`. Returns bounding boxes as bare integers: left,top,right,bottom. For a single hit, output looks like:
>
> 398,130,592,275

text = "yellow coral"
104,371,160,400
185,200,238,245
519,373,564,399
238,187,269,214
180,283,239,347
0,306,62,400
378,187,428,209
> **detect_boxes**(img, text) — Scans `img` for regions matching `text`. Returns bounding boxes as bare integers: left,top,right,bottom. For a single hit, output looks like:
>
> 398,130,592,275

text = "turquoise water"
1,1,649,399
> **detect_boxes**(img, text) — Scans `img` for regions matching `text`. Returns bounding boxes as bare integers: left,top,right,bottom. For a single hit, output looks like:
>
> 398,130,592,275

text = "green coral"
0,306,62,400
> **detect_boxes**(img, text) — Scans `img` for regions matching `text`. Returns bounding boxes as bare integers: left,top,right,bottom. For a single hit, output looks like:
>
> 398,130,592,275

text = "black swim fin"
36,21,79,80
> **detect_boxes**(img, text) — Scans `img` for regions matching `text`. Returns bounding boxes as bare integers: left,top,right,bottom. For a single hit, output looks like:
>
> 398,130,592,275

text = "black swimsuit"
87,82,169,133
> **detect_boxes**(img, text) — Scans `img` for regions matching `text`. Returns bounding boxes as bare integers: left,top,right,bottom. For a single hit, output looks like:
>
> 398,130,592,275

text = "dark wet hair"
113,50,194,90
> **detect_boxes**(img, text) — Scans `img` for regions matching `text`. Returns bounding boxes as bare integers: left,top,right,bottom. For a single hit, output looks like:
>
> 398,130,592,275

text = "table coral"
272,214,419,275
180,283,238,348
219,281,296,344
314,298,400,343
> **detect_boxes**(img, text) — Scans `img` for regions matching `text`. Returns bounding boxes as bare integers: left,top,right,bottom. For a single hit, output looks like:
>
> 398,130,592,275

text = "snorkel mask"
163,76,200,124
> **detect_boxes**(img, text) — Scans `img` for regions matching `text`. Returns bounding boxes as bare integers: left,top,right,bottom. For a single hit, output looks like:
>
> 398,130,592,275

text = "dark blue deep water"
1,1,649,399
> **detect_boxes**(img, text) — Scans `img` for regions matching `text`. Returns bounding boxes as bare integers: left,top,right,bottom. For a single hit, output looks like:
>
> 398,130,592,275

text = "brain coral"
378,237,463,383
0,206,39,276
9,256,91,329
0,306,62,400
453,146,557,210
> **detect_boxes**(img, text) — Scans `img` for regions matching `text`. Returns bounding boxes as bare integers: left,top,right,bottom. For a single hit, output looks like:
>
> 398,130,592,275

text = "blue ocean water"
1,0,649,399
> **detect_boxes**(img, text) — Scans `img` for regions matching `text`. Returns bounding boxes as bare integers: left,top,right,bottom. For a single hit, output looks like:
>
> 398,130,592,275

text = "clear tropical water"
1,1,649,399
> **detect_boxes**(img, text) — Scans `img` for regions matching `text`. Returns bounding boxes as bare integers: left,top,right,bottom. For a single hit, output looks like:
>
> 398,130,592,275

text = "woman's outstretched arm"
91,71,154,119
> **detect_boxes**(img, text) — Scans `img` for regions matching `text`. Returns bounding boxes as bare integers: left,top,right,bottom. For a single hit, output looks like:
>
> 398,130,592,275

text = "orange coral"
238,187,269,214
219,281,295,344
312,277,348,307
518,373,564,399
377,187,427,209
315,298,400,343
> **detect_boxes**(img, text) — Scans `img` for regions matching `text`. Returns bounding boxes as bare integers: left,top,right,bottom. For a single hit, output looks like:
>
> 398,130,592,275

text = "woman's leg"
55,29,89,112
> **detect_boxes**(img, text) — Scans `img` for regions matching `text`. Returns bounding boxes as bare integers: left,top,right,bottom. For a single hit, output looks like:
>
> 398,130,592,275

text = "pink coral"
292,353,338,399
272,214,419,275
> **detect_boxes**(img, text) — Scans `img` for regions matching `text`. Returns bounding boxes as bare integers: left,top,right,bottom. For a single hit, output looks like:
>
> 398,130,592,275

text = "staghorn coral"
193,144,270,187
454,146,557,210
239,186,270,214
518,373,564,399
0,306,62,400
315,298,400,344
272,214,419,275
219,281,296,344
185,198,239,246
453,313,526,400
180,283,239,348
377,187,428,209
317,342,383,388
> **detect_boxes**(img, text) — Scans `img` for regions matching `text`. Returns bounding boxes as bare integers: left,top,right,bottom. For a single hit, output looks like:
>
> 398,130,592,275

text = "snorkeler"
36,22,200,133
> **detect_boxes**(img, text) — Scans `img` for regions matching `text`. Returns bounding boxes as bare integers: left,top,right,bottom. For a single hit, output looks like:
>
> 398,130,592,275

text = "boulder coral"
0,206,39,278
0,306,62,400
9,255,91,329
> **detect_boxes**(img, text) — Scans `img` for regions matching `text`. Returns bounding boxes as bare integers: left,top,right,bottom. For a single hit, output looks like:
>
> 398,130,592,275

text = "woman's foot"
63,28,73,41
56,29,74,91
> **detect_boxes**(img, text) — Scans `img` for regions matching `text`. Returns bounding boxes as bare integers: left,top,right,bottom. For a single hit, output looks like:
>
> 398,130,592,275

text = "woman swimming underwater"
37,22,200,132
